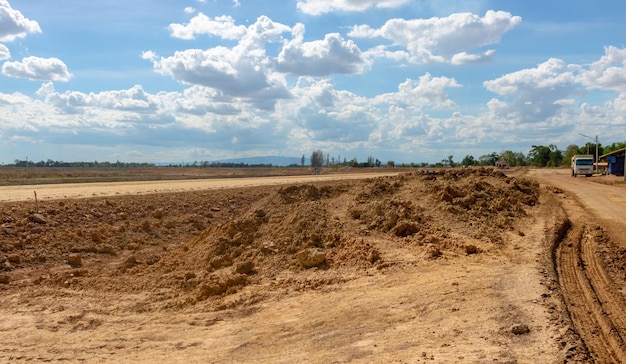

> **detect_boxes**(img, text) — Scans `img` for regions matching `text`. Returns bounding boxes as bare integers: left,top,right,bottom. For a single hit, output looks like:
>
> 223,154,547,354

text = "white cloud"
0,90,31,106
150,47,290,109
168,13,246,40
184,7,195,14
578,46,626,92
484,58,579,96
285,78,375,144
141,50,157,61
483,58,583,125
150,16,296,109
362,45,408,62
0,79,291,157
375,73,461,110
451,50,495,65
175,85,241,116
2,56,71,81
0,43,9,60
41,84,162,115
349,11,521,64
277,73,462,155
0,0,41,42
297,0,409,15
276,28,369,76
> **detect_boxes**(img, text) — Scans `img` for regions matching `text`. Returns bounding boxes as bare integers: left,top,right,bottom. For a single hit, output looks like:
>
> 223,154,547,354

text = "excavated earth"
0,168,625,363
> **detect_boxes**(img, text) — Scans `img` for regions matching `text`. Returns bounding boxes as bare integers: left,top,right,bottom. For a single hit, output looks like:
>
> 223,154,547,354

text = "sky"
1,0,626,165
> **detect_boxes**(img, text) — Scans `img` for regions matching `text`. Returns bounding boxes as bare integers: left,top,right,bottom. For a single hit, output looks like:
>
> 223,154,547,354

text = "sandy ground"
0,173,399,203
1,168,625,363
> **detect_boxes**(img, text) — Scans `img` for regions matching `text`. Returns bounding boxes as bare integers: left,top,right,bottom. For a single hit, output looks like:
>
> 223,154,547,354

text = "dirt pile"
1,168,540,312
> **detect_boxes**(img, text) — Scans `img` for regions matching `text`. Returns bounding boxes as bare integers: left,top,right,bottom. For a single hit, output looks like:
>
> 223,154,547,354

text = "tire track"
557,221,626,363
580,227,626,343
525,169,626,362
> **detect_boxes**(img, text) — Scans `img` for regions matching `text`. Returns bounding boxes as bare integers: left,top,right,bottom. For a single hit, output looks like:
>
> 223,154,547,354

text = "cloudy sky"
1,0,625,164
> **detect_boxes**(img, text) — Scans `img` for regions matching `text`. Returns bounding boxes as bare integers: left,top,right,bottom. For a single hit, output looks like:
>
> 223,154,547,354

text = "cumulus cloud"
2,56,71,81
278,72,462,154
349,10,521,64
149,16,299,109
286,77,374,143
362,45,409,62
297,0,408,15
451,50,495,65
375,73,461,110
277,27,368,76
0,82,289,156
39,83,165,116
484,58,579,96
168,13,247,40
483,58,583,124
158,14,375,103
150,47,290,109
177,90,239,116
578,46,626,92
0,43,9,60
0,0,41,42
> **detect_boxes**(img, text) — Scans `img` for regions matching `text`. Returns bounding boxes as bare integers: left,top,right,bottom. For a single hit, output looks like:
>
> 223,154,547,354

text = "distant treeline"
9,159,155,168
165,161,277,168
7,159,280,168
9,140,626,170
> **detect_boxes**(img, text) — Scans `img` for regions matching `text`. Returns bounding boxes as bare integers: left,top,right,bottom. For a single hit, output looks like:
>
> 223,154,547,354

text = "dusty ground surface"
0,168,625,363
0,172,399,203
525,169,626,363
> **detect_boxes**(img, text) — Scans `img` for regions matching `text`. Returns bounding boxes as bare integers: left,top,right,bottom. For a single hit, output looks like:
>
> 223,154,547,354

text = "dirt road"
0,172,399,203
527,169,626,363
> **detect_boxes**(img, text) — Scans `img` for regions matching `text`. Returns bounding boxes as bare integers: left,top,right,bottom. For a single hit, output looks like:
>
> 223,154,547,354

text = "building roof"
600,147,626,159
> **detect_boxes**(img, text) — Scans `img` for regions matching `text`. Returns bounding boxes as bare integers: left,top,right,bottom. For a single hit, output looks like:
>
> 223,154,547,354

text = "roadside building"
599,148,625,176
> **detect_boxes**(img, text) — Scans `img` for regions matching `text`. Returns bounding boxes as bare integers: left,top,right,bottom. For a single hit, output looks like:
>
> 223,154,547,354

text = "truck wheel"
585,174,592,177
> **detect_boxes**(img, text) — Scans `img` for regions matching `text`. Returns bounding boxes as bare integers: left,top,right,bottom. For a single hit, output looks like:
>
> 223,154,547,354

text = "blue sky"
1,0,626,164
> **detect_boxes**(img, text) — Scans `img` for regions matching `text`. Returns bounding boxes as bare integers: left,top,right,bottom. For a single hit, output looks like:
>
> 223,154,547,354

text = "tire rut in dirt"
557,222,626,363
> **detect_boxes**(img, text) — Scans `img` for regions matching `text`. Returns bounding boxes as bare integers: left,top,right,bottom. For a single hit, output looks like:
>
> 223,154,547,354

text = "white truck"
571,154,594,177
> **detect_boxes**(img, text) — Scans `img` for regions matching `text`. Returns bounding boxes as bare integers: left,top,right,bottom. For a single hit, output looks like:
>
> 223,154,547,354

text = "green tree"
603,142,626,154
499,150,527,167
528,144,563,167
562,144,581,165
478,152,498,166
461,155,475,167
548,147,563,167
528,145,551,167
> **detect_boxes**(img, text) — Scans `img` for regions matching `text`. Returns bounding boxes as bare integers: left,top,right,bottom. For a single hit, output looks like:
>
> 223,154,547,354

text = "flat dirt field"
1,168,625,363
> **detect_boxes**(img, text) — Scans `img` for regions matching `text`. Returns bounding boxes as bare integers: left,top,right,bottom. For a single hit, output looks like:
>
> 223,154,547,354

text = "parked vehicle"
571,155,594,177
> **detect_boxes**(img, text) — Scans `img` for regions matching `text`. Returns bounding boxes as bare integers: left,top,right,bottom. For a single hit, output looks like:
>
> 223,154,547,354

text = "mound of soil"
1,168,540,313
